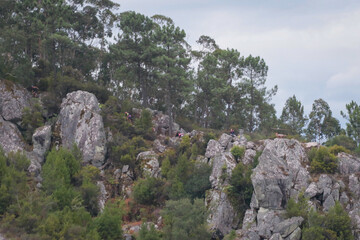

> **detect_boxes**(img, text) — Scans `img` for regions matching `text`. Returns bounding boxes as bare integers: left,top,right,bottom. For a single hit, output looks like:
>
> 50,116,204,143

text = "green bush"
231,146,245,161
21,103,44,144
309,147,337,174
184,163,212,199
328,145,350,155
286,191,309,223
133,177,164,205
325,135,357,152
161,198,210,240
138,223,162,240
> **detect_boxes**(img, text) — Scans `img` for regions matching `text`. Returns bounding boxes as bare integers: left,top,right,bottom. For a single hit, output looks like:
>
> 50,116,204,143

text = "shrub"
138,223,162,240
133,177,164,205
325,135,357,152
21,102,44,144
285,191,309,223
184,163,212,199
309,147,337,174
231,146,245,161
328,145,350,155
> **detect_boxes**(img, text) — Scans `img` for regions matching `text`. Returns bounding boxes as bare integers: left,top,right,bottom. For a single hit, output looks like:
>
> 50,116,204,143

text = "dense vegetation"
2,1,360,239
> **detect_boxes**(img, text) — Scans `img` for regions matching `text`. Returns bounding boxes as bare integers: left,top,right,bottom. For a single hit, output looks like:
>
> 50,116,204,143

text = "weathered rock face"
153,139,166,153
205,139,223,159
56,91,106,167
0,79,31,122
137,151,160,178
32,125,52,160
209,152,237,189
150,109,180,135
97,181,108,212
338,152,360,175
0,115,27,154
251,139,310,209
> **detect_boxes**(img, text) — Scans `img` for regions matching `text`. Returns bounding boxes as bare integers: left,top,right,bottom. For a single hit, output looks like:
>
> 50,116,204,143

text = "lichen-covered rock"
323,195,335,211
304,182,319,199
56,91,106,167
218,133,233,149
251,139,310,209
256,208,285,238
97,181,108,212
153,139,166,153
205,139,223,159
284,227,301,240
243,149,257,165
270,233,284,240
0,116,27,154
137,151,160,178
242,209,257,230
338,152,360,175
273,217,303,238
0,79,31,122
206,189,238,237
32,125,51,160
349,174,360,198
151,110,180,135
209,152,236,189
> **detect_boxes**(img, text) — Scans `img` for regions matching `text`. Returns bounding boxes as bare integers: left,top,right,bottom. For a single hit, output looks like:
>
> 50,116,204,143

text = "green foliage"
135,109,155,140
138,223,162,240
341,101,360,145
328,145,350,155
286,191,310,223
231,146,245,161
227,162,253,219
93,200,124,240
184,163,212,199
21,102,44,144
280,95,307,135
325,135,357,152
133,177,165,205
161,198,211,240
309,147,338,174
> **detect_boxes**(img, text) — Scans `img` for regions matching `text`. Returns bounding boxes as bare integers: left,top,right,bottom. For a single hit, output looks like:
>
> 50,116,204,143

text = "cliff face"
1,82,360,239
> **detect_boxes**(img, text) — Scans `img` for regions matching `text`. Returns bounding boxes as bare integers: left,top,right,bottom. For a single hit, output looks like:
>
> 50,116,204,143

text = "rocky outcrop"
115,165,134,199
153,139,166,153
0,115,27,154
137,151,160,178
0,79,31,122
338,152,360,175
97,181,108,212
251,139,310,209
205,140,223,159
56,91,106,167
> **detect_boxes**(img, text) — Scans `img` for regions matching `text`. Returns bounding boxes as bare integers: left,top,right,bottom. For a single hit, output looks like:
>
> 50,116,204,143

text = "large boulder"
205,140,223,159
209,152,237,189
32,125,52,160
251,139,310,209
338,152,360,175
0,79,31,122
137,151,160,178
272,217,303,238
55,91,106,167
0,116,27,154
218,133,233,149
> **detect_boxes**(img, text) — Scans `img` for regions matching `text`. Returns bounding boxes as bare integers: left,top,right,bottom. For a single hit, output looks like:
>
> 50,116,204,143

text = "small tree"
230,146,245,161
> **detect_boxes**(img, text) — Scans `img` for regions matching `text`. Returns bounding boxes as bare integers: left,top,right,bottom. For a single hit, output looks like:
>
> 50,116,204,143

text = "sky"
114,0,360,126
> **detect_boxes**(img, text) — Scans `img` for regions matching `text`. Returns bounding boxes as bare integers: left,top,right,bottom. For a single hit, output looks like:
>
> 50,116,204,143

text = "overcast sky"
114,0,360,126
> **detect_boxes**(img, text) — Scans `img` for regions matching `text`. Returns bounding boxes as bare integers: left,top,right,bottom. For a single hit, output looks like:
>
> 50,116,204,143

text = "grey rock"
302,142,319,149
284,227,301,240
340,192,349,205
305,182,319,199
251,139,310,209
246,141,256,150
0,116,27,154
270,233,284,240
209,152,237,189
206,189,238,236
323,195,335,212
137,151,160,178
338,152,360,175
242,209,257,230
273,217,303,238
256,208,285,239
168,137,181,148
97,181,107,212
218,133,233,149
153,139,166,153
236,230,261,240
323,187,332,201
349,174,360,198
31,125,51,164
0,79,31,122
205,140,223,159
243,149,257,165
151,110,180,135
56,91,106,167
331,188,340,202
250,192,259,209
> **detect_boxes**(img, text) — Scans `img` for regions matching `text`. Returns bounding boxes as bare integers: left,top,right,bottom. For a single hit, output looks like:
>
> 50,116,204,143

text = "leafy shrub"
135,109,155,140
231,146,245,161
133,177,165,205
184,163,212,199
309,147,337,174
328,145,350,155
161,198,211,240
204,132,216,144
21,103,44,144
138,223,162,240
325,135,357,152
286,191,309,223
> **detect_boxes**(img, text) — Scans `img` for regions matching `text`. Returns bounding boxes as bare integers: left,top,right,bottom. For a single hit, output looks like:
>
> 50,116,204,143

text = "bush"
21,103,44,144
309,147,337,174
325,135,357,152
133,177,164,205
161,198,210,240
184,163,212,199
138,223,162,240
231,146,245,161
286,191,309,223
328,145,350,155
